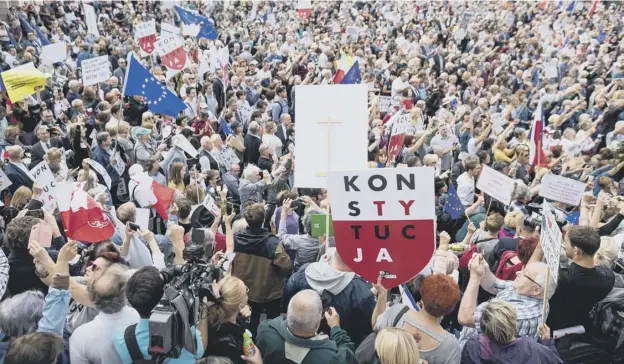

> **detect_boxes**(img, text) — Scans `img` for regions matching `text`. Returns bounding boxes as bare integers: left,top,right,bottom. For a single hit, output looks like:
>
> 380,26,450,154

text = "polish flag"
528,100,548,169
333,54,349,84
56,182,115,244
129,172,175,220
588,0,599,17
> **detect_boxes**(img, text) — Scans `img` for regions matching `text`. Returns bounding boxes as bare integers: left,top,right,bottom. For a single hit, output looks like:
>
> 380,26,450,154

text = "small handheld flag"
443,184,466,219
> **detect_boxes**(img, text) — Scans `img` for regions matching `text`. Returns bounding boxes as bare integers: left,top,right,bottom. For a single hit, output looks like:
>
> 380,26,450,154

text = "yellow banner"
1,67,46,102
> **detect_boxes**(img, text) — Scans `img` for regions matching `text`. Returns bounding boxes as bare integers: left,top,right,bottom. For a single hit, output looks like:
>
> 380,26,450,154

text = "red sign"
328,168,436,287
296,8,312,19
387,114,410,160
139,34,157,55
160,47,187,71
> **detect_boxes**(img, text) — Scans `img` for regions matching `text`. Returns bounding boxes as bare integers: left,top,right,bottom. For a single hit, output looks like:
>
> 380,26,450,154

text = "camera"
148,245,226,360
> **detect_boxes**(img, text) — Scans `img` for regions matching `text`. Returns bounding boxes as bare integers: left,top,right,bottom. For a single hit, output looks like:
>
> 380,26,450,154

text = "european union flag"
566,210,580,225
197,20,218,40
5,25,19,49
341,60,361,84
18,16,34,35
123,56,186,117
35,26,50,46
221,119,234,136
175,5,210,26
443,184,465,219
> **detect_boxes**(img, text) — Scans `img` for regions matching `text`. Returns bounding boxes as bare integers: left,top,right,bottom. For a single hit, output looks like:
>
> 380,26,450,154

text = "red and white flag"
155,34,188,71
56,182,115,244
332,54,349,84
296,0,312,19
217,46,230,86
129,172,175,220
135,20,157,55
588,0,599,17
387,114,410,161
528,100,548,169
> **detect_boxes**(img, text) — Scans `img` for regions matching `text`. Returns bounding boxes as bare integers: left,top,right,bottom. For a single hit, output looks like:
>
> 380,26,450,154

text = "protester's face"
470,164,482,177
37,128,50,142
439,126,448,137
103,136,112,148
513,265,543,297
119,59,126,69
85,257,110,283
42,111,54,124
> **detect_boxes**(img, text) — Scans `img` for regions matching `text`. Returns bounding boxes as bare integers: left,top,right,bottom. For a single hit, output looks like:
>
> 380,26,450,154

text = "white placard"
41,42,67,65
136,208,151,231
294,84,369,188
238,103,253,123
345,26,360,39
539,173,587,206
155,34,185,57
0,168,12,193
112,151,125,176
476,165,517,205
83,4,100,37
541,202,562,283
182,23,201,37
545,60,558,79
172,134,199,158
202,193,220,216
81,55,111,86
135,20,156,38
379,96,392,113
28,161,57,211
87,159,112,190
161,22,182,36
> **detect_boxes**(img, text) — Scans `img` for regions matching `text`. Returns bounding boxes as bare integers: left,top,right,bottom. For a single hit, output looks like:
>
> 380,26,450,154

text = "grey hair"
303,208,324,235
287,290,322,335
512,182,529,201
232,218,248,234
241,164,260,180
89,264,129,314
480,299,517,344
0,291,45,337
530,262,556,299
248,121,260,134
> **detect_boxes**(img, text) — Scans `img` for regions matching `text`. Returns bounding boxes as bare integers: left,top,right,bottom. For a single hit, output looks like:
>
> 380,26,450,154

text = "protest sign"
238,103,253,123
155,34,188,71
296,0,312,19
345,26,360,40
83,4,100,37
112,151,125,176
41,42,67,65
476,165,517,205
29,161,57,211
81,56,111,86
202,193,220,216
1,65,45,102
172,134,199,158
0,62,35,91
161,22,182,36
328,167,436,287
294,84,368,188
87,160,112,190
0,168,11,193
387,114,410,160
135,20,157,55
460,11,473,27
541,202,563,284
545,60,558,79
539,174,586,206
136,208,151,231
379,96,392,113
311,214,334,237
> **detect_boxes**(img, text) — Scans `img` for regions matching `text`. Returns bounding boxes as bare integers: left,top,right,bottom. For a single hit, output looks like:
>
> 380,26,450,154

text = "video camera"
148,244,226,360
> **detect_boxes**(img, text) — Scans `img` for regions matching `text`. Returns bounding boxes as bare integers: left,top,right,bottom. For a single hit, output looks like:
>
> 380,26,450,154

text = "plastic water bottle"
243,329,256,357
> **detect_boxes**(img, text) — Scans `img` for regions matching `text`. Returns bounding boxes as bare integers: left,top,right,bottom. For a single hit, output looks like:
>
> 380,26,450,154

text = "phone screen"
128,222,141,232
30,223,53,248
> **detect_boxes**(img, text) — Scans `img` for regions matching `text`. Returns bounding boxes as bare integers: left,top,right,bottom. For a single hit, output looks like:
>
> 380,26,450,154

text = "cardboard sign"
87,159,112,190
545,60,558,79
294,84,368,188
311,214,334,237
1,65,44,102
541,202,562,283
81,56,111,86
345,26,360,39
379,96,392,113
0,168,12,193
202,193,220,216
476,165,517,205
28,161,57,211
327,167,436,287
172,134,199,158
83,4,100,37
460,11,473,27
539,174,586,206
41,42,67,65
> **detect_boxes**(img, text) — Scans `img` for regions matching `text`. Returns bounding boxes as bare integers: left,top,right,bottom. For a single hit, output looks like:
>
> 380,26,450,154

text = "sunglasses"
88,261,102,272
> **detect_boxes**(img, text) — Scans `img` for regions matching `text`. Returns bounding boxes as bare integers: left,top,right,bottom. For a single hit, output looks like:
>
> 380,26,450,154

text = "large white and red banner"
328,167,436,287
155,34,188,71
135,20,157,55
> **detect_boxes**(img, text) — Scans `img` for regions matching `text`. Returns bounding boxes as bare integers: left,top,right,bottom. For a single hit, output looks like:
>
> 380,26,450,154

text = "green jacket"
256,317,358,364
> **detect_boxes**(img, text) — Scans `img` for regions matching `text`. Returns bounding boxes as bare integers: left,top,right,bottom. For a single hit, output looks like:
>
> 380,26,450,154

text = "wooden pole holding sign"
541,265,550,324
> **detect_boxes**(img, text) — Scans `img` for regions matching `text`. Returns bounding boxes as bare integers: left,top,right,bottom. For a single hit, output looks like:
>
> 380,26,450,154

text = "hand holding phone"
29,223,54,249
128,222,141,232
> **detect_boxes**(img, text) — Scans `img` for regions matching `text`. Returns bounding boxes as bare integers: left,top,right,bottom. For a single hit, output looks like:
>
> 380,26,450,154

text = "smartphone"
25,209,45,220
30,223,53,248
128,222,141,232
191,228,206,245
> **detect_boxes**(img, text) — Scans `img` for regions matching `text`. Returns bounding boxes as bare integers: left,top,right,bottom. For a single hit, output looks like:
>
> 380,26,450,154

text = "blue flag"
34,26,50,46
18,16,34,35
221,119,234,136
443,184,465,219
566,0,577,12
123,56,186,117
197,20,218,40
566,210,580,225
5,25,19,49
175,5,210,26
341,60,361,84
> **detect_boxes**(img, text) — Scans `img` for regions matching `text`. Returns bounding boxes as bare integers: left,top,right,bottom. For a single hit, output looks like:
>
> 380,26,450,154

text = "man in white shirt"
430,123,460,171
256,60,272,82
69,264,140,364
391,69,410,98
456,158,482,207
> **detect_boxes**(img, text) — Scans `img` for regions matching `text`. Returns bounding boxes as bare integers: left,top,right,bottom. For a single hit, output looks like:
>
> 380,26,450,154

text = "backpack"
495,251,523,281
124,324,156,364
355,306,411,364
590,286,624,360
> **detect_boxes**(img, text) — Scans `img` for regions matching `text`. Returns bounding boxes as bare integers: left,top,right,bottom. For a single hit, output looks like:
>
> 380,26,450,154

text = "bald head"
287,290,322,336
6,145,23,161
89,264,129,314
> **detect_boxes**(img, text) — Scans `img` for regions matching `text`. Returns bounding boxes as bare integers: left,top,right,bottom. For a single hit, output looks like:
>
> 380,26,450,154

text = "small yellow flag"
1,67,46,102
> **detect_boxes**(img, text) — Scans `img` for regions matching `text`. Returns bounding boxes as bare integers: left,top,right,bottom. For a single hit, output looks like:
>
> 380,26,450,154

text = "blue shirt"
113,319,203,364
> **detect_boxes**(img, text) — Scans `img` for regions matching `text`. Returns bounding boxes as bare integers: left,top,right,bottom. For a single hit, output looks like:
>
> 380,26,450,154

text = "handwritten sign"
539,174,586,206
541,202,562,283
172,134,198,158
81,56,111,86
379,96,392,113
476,165,517,205
28,161,57,211
112,151,125,176
238,103,253,123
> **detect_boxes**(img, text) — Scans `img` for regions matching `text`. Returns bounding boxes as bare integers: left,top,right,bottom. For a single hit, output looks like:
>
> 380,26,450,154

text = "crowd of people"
0,0,621,363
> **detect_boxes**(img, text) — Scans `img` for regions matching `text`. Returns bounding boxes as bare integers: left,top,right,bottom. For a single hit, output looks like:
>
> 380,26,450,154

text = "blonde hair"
264,121,276,134
504,210,523,228
480,300,517,343
206,276,247,328
10,186,32,209
594,237,621,268
46,147,63,164
374,327,421,364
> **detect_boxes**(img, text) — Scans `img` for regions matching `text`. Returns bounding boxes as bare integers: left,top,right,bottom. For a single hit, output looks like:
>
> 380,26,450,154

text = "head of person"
465,158,482,177
438,123,449,137
97,131,112,149
479,300,517,344
5,332,65,364
88,264,129,314
169,162,186,185
69,79,80,92
4,126,19,143
229,163,241,177
210,134,223,149
259,143,272,158
5,216,39,252
46,148,63,171
0,290,45,339
564,226,601,260
125,266,165,318
512,182,529,203
6,145,24,163
248,121,260,135
419,274,460,318
484,213,504,235
516,237,539,265
376,149,389,165
41,109,55,124
35,126,51,144
205,170,221,188
423,153,439,168
242,164,262,183
175,198,192,221
594,236,620,268
286,290,323,337
118,58,126,69
243,202,265,229
374,327,421,364
512,261,554,299
10,186,32,210
207,276,248,327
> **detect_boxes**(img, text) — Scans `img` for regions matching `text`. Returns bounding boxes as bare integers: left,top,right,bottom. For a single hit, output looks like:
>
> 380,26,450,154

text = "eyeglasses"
88,261,101,272
519,268,542,289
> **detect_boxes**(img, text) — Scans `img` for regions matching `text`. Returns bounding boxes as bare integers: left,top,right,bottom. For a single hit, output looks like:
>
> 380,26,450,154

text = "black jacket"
243,134,261,166
5,162,33,194
28,138,64,169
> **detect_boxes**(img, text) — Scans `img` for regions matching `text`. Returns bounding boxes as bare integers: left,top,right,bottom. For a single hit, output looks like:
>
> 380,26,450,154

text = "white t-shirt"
391,77,410,98
256,69,272,81
467,138,481,155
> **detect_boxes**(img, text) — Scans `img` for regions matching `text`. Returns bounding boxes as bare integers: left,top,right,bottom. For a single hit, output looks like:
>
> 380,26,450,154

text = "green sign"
311,214,334,237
